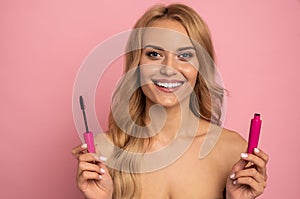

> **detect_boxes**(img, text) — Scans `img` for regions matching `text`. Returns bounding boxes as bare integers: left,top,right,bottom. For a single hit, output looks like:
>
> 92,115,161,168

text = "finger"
77,161,102,176
253,148,269,179
240,152,267,177
72,144,88,158
230,158,248,174
96,164,113,189
77,170,103,186
253,148,269,164
233,176,265,196
231,168,266,186
228,158,248,185
77,160,107,175
78,153,108,164
98,164,109,176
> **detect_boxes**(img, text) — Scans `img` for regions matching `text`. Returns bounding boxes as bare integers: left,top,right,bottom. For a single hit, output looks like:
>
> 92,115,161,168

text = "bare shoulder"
195,120,246,162
219,128,247,153
217,128,248,165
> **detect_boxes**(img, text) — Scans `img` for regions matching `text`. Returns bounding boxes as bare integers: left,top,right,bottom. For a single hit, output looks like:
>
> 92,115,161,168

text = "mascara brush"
79,96,96,153
80,96,89,133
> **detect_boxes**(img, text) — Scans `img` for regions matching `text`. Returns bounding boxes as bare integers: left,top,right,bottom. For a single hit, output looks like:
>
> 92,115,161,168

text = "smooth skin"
72,19,268,199
72,144,113,199
226,148,269,199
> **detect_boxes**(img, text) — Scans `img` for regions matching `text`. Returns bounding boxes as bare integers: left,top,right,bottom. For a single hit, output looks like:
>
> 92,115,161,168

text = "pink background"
1,0,299,198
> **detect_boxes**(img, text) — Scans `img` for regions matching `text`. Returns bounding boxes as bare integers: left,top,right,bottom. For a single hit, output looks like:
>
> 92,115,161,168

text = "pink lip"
155,85,179,93
152,79,184,83
152,79,185,93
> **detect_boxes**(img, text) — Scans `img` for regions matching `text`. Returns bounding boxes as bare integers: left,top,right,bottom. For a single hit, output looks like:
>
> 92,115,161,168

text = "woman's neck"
144,98,197,148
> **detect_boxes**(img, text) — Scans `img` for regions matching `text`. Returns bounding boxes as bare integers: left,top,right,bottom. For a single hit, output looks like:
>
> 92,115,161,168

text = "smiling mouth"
152,80,184,89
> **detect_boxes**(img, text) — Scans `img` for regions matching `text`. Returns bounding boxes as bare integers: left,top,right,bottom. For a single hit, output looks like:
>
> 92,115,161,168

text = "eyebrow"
177,46,195,52
143,45,164,51
143,45,195,52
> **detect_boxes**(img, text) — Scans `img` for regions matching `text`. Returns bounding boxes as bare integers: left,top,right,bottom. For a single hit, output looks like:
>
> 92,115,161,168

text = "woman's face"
139,19,199,108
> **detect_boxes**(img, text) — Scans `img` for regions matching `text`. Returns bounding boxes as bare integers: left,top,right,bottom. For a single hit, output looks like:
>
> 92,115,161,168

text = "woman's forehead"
142,27,194,52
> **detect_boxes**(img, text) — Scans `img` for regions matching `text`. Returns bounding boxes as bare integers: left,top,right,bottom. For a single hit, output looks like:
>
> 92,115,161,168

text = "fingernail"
233,180,237,185
81,143,87,149
241,153,248,158
99,156,107,162
254,148,260,154
230,173,235,179
100,168,105,173
99,175,102,180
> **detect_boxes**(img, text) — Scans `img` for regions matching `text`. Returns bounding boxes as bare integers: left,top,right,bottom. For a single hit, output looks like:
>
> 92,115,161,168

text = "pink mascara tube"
247,113,262,154
79,96,96,153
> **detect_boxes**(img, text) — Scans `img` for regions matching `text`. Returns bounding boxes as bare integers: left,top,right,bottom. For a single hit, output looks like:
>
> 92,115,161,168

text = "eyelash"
145,50,195,61
146,51,162,59
178,52,194,60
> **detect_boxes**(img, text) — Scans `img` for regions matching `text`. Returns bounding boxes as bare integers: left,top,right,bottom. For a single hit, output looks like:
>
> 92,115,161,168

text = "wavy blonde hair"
107,3,225,198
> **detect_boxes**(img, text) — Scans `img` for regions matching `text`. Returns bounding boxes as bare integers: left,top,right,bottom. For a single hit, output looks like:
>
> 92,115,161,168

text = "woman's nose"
160,54,177,76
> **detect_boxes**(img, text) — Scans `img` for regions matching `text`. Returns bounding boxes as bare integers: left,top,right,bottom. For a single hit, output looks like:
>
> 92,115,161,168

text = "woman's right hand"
72,144,113,199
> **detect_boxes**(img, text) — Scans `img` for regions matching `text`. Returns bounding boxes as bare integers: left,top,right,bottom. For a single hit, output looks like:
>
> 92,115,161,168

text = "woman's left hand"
226,148,269,199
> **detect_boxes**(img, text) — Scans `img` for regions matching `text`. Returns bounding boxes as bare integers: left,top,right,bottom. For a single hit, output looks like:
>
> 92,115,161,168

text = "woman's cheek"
139,66,157,85
181,66,198,84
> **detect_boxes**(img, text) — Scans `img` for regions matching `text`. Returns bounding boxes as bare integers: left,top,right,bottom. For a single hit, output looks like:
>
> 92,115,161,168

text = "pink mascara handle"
84,131,96,153
247,114,262,154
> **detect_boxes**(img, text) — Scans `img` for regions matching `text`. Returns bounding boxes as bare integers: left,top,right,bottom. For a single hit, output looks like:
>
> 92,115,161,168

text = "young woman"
72,4,268,199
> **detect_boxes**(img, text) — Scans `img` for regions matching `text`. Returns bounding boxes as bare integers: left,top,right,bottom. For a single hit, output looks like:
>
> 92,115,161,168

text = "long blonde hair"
107,3,224,198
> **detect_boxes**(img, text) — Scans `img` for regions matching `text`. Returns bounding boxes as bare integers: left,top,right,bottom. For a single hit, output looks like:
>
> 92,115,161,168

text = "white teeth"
155,82,183,88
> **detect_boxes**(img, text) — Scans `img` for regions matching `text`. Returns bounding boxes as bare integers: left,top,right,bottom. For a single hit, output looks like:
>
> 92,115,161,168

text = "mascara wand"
79,96,96,153
80,96,89,133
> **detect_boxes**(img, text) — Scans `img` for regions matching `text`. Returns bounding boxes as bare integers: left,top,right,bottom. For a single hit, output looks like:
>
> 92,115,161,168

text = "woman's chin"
153,97,189,109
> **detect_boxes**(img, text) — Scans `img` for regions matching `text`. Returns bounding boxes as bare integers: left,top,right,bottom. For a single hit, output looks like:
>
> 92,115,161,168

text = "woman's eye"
178,52,193,60
146,51,161,58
